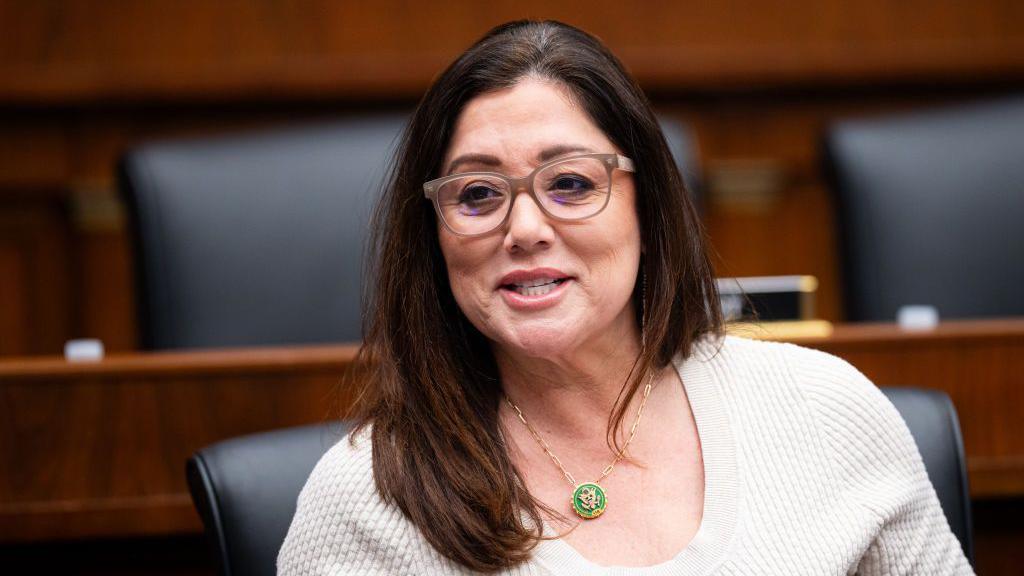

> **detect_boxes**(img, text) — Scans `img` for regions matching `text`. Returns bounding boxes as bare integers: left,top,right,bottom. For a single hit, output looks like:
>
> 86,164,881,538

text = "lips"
497,268,575,308
497,270,573,309
506,277,567,297
498,268,573,295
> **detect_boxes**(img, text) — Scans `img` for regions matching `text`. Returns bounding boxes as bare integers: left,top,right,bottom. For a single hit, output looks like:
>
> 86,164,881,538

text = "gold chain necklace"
504,372,654,520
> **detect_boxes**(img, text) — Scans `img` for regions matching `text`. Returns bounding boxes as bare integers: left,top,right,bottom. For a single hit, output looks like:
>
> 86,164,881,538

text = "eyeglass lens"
435,156,611,235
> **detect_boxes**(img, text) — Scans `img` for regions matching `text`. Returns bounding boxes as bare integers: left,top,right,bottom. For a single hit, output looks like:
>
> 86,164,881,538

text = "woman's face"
437,78,642,361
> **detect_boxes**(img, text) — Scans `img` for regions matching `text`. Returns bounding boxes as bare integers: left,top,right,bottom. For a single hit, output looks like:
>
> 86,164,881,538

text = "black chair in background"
659,116,703,208
187,422,351,576
883,387,973,564
121,116,700,350
119,115,408,349
186,387,973,576
825,97,1024,322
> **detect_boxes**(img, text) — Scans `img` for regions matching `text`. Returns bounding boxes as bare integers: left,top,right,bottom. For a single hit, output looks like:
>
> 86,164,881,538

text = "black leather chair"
121,116,700,350
882,387,973,565
187,421,352,576
119,115,409,349
659,116,703,208
825,97,1024,322
186,387,972,575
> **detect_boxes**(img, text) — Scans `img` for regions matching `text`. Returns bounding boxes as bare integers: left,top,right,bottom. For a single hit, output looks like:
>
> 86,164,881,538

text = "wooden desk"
0,345,358,542
2,320,1023,543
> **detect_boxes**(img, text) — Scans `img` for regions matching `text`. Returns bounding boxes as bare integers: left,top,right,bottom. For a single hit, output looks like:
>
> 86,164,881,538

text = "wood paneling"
1,321,1022,572
0,344,358,541
1,320,1022,538
1,1,1023,103
75,221,136,351
2,3,1022,572
2,1,1024,354
0,117,69,188
0,242,27,354
0,196,73,356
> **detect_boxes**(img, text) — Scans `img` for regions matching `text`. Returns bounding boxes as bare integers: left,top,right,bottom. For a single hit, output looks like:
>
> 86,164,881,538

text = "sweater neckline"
530,340,738,575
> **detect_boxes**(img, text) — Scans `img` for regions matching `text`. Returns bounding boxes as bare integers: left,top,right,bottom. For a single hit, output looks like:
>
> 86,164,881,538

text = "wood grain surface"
2,320,1022,573
3,1,1024,356
2,320,1022,541
2,1,1023,103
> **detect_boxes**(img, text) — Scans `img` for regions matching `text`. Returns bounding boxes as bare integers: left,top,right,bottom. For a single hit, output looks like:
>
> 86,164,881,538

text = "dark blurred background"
2,1,1022,573
1,0,1021,357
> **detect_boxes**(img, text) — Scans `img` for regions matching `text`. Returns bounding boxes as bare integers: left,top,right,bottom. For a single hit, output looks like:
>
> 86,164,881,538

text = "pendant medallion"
571,482,607,519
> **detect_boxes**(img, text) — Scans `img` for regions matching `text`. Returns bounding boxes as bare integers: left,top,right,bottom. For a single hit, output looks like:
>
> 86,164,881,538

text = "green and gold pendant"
571,482,607,519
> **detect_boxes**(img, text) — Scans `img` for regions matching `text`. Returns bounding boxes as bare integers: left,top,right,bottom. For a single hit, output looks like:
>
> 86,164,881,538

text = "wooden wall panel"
1,1,1023,355
2,3,1022,572
0,118,69,188
1,324,1022,572
0,242,27,354
0,197,73,356
2,1,1023,103
75,223,136,352
0,345,357,541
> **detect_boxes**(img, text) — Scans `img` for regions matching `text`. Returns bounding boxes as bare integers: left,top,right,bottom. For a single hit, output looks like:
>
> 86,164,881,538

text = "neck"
494,328,644,439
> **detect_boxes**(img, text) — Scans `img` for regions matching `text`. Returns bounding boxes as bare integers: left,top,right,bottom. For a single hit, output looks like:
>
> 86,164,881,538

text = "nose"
503,186,554,253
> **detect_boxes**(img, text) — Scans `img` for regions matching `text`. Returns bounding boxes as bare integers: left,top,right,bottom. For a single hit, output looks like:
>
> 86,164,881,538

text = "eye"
456,183,505,215
458,183,501,203
552,175,593,191
547,174,598,204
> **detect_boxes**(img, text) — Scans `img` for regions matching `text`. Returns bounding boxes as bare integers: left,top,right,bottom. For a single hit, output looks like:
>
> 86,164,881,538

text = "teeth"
511,278,565,297
514,277,558,288
516,283,557,297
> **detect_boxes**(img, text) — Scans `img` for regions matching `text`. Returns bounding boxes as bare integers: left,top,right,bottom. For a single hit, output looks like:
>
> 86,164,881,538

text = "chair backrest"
824,97,1024,322
878,387,973,566
659,116,703,208
121,115,699,350
119,115,408,349
187,422,351,576
186,387,972,575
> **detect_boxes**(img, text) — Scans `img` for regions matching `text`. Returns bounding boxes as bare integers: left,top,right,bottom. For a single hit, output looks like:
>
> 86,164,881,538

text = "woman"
279,21,973,575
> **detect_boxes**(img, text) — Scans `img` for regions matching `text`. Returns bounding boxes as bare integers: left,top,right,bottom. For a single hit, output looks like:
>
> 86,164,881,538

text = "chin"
498,322,581,360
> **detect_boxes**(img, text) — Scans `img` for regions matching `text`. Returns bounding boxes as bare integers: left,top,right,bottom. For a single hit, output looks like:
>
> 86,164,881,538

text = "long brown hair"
348,20,722,572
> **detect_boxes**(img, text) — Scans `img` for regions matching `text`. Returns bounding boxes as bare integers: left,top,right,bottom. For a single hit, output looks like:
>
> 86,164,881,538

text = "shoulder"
278,425,471,575
691,335,913,466
277,426,374,574
694,332,863,376
697,334,891,410
687,337,971,572
721,336,924,488
748,336,909,450
283,424,379,535
297,424,376,503
278,426,418,574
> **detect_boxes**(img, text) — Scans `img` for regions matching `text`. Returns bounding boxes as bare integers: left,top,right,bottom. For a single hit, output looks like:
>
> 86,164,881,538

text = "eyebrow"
446,153,500,175
446,144,597,175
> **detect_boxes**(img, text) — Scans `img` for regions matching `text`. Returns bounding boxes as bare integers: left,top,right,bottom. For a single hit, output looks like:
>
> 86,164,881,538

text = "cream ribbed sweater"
278,336,974,575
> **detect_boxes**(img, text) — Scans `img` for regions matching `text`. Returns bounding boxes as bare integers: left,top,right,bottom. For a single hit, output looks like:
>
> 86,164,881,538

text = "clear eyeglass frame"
423,153,636,237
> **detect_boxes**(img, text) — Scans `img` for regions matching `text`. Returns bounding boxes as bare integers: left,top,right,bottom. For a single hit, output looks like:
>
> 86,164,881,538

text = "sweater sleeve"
792,346,974,576
276,429,462,576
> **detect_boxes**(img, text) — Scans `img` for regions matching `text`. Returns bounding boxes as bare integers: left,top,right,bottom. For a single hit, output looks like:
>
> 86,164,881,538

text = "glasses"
423,153,635,236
